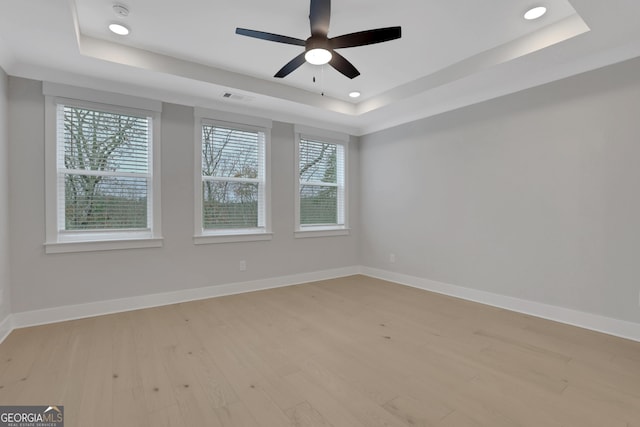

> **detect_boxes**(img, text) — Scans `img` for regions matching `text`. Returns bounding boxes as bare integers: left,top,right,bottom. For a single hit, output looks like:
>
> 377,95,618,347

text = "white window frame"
44,83,163,253
294,125,349,238
193,108,272,244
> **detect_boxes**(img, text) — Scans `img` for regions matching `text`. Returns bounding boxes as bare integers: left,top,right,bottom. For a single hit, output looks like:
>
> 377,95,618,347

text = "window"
44,83,162,253
295,126,348,237
194,109,271,244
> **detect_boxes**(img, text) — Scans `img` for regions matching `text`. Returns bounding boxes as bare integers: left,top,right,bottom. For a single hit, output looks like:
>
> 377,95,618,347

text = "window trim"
294,125,350,238
193,108,272,244
43,83,163,253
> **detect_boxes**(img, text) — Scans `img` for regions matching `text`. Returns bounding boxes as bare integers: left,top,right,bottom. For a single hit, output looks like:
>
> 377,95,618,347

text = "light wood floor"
1,275,639,426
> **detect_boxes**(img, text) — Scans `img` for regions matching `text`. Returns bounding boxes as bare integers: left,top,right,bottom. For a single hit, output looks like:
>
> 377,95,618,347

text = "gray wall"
0,68,10,322
8,77,359,313
360,57,640,324
7,56,640,325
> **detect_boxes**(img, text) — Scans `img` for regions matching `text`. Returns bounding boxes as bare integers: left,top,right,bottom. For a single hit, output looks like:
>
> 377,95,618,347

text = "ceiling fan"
235,0,401,79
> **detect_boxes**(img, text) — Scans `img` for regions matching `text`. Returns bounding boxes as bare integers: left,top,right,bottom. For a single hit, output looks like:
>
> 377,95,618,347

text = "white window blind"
56,104,152,233
201,124,266,230
298,138,345,227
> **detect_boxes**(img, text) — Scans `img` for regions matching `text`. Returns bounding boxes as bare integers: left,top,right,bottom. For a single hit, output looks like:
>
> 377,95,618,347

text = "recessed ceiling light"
524,6,547,20
349,91,361,98
108,23,130,36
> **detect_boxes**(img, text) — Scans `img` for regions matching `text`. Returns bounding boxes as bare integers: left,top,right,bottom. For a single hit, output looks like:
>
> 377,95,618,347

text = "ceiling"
1,0,640,135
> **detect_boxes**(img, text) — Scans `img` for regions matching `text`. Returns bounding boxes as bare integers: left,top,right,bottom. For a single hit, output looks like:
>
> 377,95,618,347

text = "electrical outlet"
239,260,247,271
389,253,396,263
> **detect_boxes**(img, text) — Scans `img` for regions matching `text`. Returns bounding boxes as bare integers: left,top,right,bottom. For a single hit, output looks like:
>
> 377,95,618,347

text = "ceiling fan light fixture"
524,6,547,20
305,48,332,65
108,23,130,35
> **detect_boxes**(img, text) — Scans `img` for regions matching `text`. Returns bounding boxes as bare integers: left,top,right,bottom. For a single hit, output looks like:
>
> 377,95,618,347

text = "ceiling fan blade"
236,28,305,46
330,26,402,49
329,51,360,79
309,0,331,36
274,52,307,78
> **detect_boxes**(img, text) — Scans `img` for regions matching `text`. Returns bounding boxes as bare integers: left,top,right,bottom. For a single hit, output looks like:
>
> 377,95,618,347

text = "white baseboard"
3,265,639,345
10,266,359,331
360,266,640,343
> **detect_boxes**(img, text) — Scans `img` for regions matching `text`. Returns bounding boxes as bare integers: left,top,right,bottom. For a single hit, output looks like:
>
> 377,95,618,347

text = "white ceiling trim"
66,0,356,118
356,13,590,116
69,0,588,122
4,0,640,136
79,34,358,115
356,39,640,136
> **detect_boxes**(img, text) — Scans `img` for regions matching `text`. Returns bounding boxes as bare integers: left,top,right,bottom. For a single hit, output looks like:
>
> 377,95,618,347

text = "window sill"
194,232,273,245
45,237,164,254
295,227,350,238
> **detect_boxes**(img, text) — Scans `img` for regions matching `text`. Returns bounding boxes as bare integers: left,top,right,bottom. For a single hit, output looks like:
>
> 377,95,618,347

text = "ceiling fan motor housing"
306,36,331,52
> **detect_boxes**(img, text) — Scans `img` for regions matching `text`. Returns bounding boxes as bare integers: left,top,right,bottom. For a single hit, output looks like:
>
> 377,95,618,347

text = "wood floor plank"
184,303,294,427
382,394,454,426
1,275,639,426
146,403,186,427
0,324,55,403
286,401,334,427
283,371,368,427
296,357,406,427
76,316,115,427
112,387,151,427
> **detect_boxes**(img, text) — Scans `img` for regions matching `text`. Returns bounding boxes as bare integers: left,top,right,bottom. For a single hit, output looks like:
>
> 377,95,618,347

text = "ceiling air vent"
221,92,245,101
